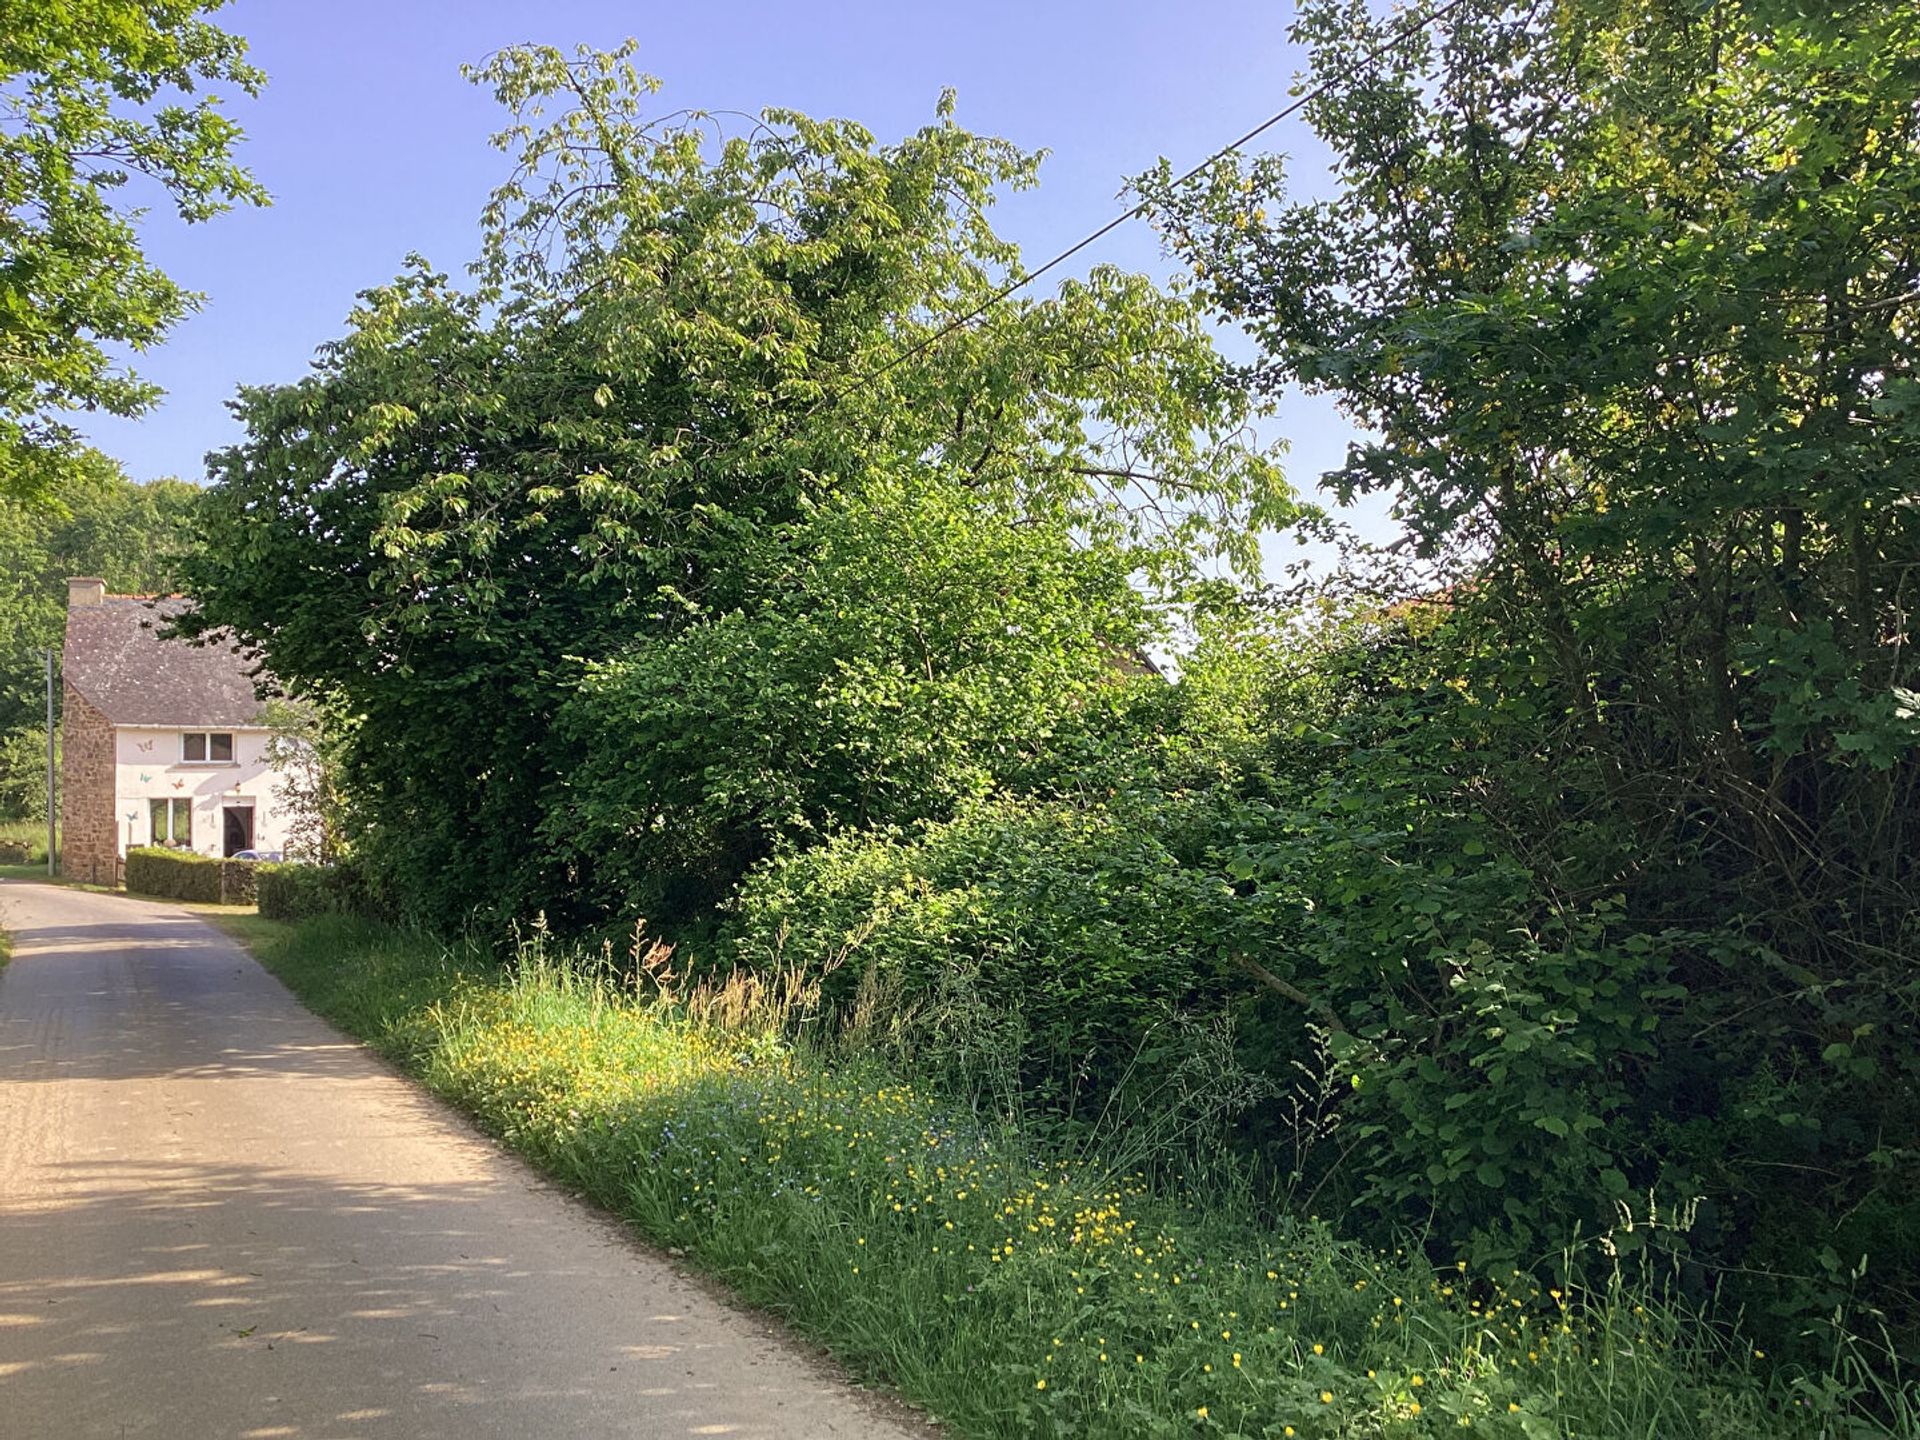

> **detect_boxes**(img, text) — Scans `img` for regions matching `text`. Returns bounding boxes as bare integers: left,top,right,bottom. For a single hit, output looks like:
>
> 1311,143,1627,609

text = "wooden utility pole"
45,648,56,877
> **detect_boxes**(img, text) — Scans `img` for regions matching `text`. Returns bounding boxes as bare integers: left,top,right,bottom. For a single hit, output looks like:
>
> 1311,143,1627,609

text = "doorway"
222,806,254,857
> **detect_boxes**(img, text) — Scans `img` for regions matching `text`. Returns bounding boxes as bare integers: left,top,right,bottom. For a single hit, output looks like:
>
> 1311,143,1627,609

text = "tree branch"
1234,952,1348,1033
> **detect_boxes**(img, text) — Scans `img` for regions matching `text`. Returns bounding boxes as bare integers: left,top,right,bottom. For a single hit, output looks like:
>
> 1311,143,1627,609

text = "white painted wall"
111,727,298,859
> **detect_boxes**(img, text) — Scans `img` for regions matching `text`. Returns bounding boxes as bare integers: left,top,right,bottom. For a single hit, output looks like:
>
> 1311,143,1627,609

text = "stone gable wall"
60,683,118,885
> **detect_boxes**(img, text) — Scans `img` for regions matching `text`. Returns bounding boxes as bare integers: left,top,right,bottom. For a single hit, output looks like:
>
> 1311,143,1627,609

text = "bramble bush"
727,604,1918,1342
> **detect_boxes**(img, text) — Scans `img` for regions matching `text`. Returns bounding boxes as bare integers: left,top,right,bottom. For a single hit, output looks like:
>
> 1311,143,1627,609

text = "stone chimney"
67,577,106,608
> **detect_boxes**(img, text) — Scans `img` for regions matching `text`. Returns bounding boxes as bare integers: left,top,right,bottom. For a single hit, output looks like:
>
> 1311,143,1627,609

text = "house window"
150,798,193,848
182,732,234,763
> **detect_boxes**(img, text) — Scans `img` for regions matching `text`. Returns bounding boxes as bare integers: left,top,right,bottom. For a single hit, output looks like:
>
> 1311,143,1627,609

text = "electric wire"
819,0,1476,408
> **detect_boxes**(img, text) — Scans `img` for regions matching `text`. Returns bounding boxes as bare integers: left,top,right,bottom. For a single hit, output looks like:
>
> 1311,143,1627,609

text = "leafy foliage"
729,616,1660,1249
258,696,350,864
0,0,265,501
174,12,1920,1363
1130,0,1920,1332
555,478,1156,917
727,573,1918,1355
178,45,1290,933
0,726,52,823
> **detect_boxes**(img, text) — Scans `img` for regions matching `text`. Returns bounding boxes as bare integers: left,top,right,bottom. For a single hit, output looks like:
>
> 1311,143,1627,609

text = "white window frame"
181,731,236,765
150,797,193,848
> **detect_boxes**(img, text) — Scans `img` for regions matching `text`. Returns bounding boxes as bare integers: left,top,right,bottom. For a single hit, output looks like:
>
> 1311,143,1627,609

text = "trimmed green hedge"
125,847,266,905
126,847,223,902
220,859,262,906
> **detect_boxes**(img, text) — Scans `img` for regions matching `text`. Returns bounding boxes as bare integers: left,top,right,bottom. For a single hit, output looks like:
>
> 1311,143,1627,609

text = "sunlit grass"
0,816,52,868
245,914,1913,1439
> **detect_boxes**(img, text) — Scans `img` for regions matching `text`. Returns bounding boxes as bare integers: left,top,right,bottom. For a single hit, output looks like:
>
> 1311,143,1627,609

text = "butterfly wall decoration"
135,739,154,753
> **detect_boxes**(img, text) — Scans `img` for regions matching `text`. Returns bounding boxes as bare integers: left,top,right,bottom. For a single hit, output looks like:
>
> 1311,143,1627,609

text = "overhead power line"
828,0,1476,405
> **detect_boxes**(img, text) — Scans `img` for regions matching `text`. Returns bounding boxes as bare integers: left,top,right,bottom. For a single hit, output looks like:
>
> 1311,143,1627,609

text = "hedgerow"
725,605,1920,1350
176,10,1920,1384
124,846,260,904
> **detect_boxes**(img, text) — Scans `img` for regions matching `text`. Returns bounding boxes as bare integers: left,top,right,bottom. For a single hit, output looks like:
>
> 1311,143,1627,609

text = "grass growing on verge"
0,816,53,870
248,914,1915,1439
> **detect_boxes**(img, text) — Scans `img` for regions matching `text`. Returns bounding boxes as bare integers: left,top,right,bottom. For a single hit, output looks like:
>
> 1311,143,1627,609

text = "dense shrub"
125,847,224,903
217,858,263,906
123,848,270,904
731,793,1245,1110
730,784,1684,1268
728,607,1919,1344
551,481,1156,923
257,863,315,921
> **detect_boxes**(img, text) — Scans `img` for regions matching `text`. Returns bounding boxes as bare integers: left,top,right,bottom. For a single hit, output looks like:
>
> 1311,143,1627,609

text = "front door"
222,806,254,857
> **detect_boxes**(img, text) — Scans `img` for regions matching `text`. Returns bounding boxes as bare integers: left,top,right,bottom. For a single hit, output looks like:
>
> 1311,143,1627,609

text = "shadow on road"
0,1155,765,1439
0,910,373,1088
0,881,915,1440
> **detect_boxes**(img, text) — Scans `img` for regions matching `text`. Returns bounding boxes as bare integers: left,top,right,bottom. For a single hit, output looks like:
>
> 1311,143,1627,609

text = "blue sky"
77,0,1388,554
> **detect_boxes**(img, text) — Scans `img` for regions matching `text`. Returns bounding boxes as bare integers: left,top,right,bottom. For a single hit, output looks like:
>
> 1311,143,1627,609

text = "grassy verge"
237,914,1910,1439
194,909,295,951
0,817,53,867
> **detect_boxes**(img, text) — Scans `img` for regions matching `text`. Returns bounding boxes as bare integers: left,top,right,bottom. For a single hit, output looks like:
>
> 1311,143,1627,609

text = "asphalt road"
0,880,925,1440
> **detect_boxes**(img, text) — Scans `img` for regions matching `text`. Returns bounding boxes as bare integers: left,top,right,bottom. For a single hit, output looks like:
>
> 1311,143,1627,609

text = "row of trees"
175,1,1918,1348
0,464,202,819
176,43,1293,928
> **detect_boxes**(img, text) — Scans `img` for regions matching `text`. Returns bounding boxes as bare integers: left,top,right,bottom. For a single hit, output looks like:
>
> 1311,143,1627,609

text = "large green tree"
0,0,265,502
178,45,1292,932
556,476,1159,917
1143,0,1920,1318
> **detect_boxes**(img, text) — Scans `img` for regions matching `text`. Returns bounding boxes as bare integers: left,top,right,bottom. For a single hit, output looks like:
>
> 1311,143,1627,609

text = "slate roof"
63,596,271,727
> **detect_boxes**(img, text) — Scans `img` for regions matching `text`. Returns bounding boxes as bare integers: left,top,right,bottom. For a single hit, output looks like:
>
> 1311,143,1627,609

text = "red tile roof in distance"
63,591,269,728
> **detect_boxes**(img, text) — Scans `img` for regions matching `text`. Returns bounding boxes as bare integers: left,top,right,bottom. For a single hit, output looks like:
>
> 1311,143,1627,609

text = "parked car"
230,849,284,862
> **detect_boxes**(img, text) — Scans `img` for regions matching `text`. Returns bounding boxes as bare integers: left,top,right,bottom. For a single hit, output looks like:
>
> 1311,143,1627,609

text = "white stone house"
60,578,299,883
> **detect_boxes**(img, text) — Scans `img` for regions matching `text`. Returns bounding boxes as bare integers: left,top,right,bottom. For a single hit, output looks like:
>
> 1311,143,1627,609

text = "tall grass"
0,817,52,867
250,914,1915,1438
